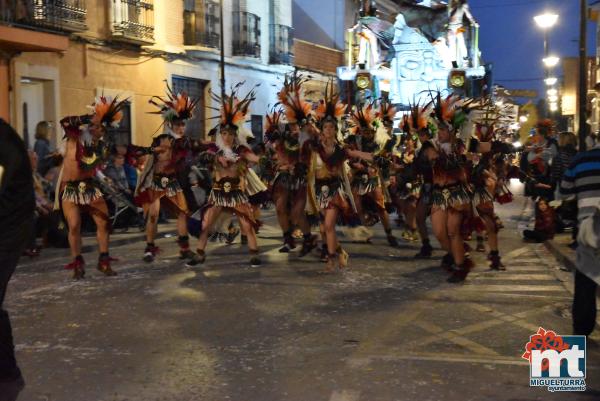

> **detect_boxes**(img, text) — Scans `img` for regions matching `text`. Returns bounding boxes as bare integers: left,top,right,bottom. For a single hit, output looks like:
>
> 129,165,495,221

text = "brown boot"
97,255,117,277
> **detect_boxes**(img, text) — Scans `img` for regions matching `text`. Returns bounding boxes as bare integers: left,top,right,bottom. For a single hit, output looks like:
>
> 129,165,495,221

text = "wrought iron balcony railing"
0,0,87,33
269,24,293,65
232,11,261,58
111,0,154,45
183,0,220,49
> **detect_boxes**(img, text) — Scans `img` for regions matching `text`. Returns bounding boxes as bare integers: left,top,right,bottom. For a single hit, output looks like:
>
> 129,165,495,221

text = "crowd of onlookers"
519,121,597,246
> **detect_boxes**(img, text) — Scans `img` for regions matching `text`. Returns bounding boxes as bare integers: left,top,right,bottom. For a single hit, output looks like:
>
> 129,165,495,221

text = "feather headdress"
379,99,397,126
349,102,380,135
277,72,313,124
89,96,127,128
149,81,200,122
472,98,502,141
401,101,431,134
429,91,472,132
315,79,346,126
264,106,284,142
209,81,259,131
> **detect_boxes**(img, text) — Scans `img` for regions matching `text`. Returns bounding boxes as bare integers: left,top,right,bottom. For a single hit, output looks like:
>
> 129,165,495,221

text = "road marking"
470,274,559,281
348,352,528,367
503,266,549,272
502,246,531,260
329,390,361,401
460,284,565,292
414,321,500,355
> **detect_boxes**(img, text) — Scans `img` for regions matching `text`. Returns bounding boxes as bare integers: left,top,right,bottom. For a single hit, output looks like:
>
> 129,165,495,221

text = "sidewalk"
545,233,576,272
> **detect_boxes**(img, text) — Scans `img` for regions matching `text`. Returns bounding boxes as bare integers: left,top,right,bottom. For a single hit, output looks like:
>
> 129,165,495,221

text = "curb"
544,239,576,272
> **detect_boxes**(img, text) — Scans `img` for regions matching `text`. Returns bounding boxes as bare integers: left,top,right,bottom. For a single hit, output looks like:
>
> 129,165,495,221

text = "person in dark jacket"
522,198,556,242
0,119,35,401
551,132,578,190
33,121,53,175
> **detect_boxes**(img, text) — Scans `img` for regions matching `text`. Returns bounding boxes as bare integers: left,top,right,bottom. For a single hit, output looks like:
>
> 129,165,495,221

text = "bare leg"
144,198,161,244
431,208,450,252
89,198,110,254
323,208,339,255
405,198,417,231
416,197,430,241
62,200,82,258
177,211,188,237
238,216,258,251
447,209,465,266
274,191,291,235
197,206,223,252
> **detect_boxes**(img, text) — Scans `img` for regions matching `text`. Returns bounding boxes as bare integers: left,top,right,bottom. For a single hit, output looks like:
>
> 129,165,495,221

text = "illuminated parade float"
338,0,488,110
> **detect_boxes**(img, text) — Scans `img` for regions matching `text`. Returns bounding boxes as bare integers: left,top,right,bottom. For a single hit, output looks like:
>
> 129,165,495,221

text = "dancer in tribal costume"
303,82,385,272
187,85,267,268
421,93,476,282
405,103,435,258
468,109,515,270
267,73,318,255
392,115,420,243
58,96,128,279
345,102,398,246
135,83,200,262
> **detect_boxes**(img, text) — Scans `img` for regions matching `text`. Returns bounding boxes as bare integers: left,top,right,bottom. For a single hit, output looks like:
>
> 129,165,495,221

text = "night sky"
470,0,597,101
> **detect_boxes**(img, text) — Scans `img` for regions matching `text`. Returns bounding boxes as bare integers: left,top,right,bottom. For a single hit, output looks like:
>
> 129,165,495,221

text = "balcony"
232,11,260,58
0,0,87,33
184,0,220,49
269,24,293,65
111,0,154,45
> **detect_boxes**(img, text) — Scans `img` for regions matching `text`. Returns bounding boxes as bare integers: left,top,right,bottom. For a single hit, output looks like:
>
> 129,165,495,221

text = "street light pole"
578,0,588,151
219,0,226,100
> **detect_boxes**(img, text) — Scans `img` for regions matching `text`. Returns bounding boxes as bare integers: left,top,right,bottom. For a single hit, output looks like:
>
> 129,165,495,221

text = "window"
0,0,87,33
232,11,261,58
111,0,154,44
269,24,293,65
184,0,220,48
172,76,208,140
107,101,132,146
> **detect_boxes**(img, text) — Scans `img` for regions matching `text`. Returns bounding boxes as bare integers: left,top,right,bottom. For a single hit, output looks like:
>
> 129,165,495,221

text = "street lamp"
534,13,559,29
548,95,559,102
534,13,558,56
545,77,558,86
543,56,560,68
549,103,559,112
547,88,558,96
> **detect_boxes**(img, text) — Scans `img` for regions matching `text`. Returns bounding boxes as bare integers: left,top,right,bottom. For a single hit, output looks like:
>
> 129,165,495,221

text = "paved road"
6,187,600,401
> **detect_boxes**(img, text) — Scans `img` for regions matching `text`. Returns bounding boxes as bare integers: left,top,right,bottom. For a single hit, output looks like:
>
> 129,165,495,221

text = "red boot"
65,256,85,280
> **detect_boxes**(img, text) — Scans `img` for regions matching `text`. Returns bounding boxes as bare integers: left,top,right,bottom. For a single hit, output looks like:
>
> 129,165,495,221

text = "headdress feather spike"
315,79,345,125
148,80,200,122
90,95,128,128
277,71,313,124
349,101,380,135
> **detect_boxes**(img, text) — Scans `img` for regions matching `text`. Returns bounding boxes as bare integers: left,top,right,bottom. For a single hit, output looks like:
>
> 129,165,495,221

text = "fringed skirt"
62,179,103,205
208,178,259,230
315,177,349,211
137,174,188,214
471,186,495,208
150,174,182,198
431,183,472,211
351,173,379,196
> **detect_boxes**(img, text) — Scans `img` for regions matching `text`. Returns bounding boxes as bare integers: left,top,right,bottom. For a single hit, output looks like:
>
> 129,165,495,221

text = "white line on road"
329,390,361,401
